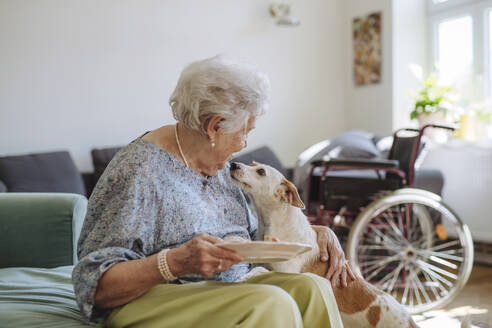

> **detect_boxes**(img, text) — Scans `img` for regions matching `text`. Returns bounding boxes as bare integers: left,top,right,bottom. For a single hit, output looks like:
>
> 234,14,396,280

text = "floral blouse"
72,137,257,323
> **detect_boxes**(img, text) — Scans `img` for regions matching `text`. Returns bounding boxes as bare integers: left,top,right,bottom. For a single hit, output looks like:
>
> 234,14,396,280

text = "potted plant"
410,74,455,124
408,70,456,142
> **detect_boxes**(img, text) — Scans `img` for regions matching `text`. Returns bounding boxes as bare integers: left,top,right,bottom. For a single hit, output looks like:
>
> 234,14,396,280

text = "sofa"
0,193,90,327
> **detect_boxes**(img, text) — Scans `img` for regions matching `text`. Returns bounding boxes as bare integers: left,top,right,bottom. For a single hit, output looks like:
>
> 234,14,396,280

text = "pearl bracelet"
157,249,177,282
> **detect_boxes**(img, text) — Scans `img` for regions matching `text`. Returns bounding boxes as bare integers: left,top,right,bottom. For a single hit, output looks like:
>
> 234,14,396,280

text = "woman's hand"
311,225,356,288
167,233,243,278
94,234,242,309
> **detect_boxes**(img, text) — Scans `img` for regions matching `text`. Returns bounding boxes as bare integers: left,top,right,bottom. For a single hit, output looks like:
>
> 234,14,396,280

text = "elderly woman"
73,56,353,328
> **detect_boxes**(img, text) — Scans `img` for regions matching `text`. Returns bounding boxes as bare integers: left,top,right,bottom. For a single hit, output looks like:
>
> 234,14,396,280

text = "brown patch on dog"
408,317,419,328
301,257,329,277
366,305,381,327
333,278,377,314
301,258,377,314
279,179,305,209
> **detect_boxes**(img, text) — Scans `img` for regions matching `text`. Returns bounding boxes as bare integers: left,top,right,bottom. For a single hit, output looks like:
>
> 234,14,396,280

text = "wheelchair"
301,124,474,314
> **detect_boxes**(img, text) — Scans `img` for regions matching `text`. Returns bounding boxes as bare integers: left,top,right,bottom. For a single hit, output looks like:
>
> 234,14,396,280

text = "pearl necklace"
174,123,190,168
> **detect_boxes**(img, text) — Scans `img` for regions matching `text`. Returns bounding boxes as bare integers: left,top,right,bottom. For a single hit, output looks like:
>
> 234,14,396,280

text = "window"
428,0,492,141
429,0,492,101
437,16,473,86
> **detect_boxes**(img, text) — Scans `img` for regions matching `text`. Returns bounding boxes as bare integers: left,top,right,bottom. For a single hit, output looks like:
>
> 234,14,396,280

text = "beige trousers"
105,272,343,328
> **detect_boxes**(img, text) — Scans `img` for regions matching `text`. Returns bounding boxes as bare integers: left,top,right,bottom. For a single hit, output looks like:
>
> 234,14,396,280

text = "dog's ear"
279,179,305,209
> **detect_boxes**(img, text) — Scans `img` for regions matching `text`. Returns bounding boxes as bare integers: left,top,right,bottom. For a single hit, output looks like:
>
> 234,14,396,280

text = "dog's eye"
256,168,266,176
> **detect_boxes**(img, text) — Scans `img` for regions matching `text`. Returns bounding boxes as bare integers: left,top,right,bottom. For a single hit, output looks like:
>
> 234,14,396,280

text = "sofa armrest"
0,193,87,268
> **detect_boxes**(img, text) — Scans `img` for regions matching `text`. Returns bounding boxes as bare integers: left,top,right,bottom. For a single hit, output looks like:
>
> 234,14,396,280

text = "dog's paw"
264,235,280,242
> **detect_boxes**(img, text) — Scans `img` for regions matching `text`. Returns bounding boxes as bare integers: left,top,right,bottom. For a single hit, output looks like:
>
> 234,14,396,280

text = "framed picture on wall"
352,12,382,86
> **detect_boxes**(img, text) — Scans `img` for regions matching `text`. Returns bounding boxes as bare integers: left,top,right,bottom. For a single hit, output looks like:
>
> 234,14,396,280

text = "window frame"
428,0,492,101
428,0,476,14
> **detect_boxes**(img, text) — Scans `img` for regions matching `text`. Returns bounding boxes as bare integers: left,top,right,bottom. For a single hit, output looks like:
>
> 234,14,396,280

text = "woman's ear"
205,115,223,139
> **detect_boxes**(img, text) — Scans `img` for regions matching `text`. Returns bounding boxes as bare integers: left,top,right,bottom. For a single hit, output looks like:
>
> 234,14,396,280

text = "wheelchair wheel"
346,188,474,314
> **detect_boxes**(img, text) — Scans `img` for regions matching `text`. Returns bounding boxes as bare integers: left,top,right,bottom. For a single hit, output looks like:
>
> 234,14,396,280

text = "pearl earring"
211,141,216,148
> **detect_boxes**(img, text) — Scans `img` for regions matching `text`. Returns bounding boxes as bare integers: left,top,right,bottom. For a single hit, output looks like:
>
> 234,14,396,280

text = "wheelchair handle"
395,123,457,136
421,123,457,132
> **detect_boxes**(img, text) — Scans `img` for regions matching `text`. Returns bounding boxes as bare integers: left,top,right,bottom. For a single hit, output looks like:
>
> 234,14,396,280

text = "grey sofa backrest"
232,146,288,178
91,147,121,183
0,151,86,196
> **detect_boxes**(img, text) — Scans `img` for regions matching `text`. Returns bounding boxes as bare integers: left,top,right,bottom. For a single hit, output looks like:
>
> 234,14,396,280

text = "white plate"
217,241,312,263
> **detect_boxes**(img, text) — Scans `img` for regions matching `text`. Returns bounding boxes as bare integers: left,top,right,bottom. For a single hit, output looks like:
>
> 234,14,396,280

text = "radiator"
421,140,492,244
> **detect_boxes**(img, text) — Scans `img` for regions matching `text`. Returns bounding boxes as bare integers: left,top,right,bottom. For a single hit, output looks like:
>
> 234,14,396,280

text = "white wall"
342,0,428,135
0,0,345,171
392,0,428,130
343,0,394,136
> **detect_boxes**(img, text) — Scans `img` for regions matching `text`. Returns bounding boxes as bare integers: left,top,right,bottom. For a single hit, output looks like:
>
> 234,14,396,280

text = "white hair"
170,55,271,134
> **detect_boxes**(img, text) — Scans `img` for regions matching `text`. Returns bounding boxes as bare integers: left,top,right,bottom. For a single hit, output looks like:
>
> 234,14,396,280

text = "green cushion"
0,266,90,327
0,193,87,268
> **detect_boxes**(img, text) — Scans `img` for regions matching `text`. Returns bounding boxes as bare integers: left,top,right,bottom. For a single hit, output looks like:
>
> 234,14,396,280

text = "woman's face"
213,115,256,169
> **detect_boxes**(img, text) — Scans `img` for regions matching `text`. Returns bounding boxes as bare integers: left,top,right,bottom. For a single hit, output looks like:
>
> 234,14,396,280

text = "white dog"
230,161,419,328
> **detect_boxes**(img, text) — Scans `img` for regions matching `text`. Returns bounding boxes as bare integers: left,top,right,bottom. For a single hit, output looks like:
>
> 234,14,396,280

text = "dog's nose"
230,162,240,171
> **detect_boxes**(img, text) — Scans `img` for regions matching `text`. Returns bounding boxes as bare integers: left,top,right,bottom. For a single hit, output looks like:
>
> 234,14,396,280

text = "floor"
413,265,492,327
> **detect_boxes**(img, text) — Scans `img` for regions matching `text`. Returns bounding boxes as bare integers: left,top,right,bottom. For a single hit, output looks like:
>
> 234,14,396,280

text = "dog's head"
229,161,305,209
